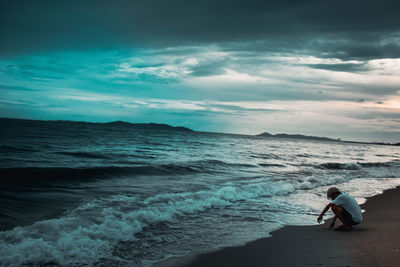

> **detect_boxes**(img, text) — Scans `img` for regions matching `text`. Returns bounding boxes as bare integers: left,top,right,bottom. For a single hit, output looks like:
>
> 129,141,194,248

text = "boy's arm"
317,203,332,223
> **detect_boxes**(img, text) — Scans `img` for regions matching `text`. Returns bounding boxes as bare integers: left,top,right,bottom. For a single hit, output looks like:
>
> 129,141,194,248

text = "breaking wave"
0,180,292,266
317,161,395,170
2,172,400,266
0,159,258,185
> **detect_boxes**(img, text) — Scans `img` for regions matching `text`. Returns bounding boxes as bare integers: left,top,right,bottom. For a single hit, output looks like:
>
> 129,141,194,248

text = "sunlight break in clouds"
0,43,399,141
35,87,398,142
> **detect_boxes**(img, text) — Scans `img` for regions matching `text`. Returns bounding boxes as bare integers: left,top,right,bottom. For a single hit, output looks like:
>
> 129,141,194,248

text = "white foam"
2,176,400,266
0,180,294,266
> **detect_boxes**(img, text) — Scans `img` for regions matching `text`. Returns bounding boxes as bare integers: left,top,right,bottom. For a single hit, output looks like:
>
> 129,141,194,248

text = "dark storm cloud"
316,40,400,60
305,63,367,72
349,84,400,98
345,110,400,120
189,61,228,77
341,43,400,60
1,0,400,58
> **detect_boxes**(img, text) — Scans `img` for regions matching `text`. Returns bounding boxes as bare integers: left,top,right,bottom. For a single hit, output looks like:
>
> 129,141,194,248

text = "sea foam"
0,179,293,266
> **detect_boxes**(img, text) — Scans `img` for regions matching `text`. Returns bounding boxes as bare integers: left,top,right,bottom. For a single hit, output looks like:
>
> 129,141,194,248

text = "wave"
57,151,111,159
1,171,400,265
250,153,282,160
319,162,362,170
0,179,292,266
4,159,395,185
0,165,197,185
258,163,286,167
0,145,37,153
359,162,392,167
317,161,395,170
0,159,258,185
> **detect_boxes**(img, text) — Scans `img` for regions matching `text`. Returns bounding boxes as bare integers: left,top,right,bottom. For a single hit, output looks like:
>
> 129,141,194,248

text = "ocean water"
1,118,400,266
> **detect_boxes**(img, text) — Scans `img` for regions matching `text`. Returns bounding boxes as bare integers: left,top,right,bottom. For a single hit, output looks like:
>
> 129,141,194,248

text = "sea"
1,117,400,266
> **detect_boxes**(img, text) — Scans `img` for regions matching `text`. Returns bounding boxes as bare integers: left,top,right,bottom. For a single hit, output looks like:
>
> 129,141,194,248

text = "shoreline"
155,186,400,267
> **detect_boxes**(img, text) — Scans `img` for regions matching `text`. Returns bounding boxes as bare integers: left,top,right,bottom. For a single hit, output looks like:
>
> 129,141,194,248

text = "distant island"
257,132,340,142
104,121,193,132
257,132,399,146
0,117,194,132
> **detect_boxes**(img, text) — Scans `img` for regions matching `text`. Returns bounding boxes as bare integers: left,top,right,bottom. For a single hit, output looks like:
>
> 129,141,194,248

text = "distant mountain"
257,132,400,146
0,117,194,132
104,121,193,132
257,132,340,142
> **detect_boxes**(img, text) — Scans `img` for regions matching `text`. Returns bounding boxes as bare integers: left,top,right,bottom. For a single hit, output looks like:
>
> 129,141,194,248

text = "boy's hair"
326,187,341,199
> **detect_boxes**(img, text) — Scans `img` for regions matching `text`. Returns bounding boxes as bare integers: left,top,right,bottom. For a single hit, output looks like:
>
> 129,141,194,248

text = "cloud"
1,0,399,143
1,48,399,103
315,38,400,60
1,0,400,59
305,63,367,72
0,84,40,92
188,61,228,77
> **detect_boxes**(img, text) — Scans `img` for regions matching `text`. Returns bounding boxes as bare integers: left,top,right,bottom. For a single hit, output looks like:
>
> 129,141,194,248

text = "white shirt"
331,192,363,223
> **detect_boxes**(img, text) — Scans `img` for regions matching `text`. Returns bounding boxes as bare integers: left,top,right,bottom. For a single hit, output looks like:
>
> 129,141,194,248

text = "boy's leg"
331,204,353,229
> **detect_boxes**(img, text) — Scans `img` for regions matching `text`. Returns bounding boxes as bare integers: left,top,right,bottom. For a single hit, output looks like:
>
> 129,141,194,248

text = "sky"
0,0,400,142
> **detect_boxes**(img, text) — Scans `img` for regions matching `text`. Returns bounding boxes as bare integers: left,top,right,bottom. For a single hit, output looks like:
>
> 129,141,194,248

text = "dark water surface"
1,118,400,266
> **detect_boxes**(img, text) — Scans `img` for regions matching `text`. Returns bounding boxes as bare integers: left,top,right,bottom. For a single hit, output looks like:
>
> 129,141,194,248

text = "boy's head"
326,187,341,200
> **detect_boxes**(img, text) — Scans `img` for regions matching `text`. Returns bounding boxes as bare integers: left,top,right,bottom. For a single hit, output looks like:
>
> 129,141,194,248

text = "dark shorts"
341,207,359,225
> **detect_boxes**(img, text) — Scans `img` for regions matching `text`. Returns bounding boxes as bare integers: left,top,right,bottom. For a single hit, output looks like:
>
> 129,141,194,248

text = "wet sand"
157,186,400,267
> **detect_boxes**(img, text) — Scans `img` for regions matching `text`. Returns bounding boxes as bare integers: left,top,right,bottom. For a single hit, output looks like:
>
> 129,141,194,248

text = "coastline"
156,185,400,267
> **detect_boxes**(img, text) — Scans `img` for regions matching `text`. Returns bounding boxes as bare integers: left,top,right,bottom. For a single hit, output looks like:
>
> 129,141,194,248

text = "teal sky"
1,0,400,142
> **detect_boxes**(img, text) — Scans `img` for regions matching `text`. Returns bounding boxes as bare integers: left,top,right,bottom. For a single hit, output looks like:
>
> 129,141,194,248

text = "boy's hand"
317,215,323,223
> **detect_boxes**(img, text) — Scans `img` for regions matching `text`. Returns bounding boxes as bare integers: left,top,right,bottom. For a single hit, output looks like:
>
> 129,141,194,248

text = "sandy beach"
158,186,400,267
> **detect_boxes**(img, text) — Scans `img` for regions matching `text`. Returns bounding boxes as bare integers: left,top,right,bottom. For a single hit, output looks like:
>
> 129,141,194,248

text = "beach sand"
157,186,400,267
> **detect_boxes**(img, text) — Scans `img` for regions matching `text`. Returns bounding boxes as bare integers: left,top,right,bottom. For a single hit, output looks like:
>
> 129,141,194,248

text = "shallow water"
1,118,400,266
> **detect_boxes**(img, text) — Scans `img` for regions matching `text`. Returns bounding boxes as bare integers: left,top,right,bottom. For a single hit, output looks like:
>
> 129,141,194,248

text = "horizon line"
1,116,398,145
